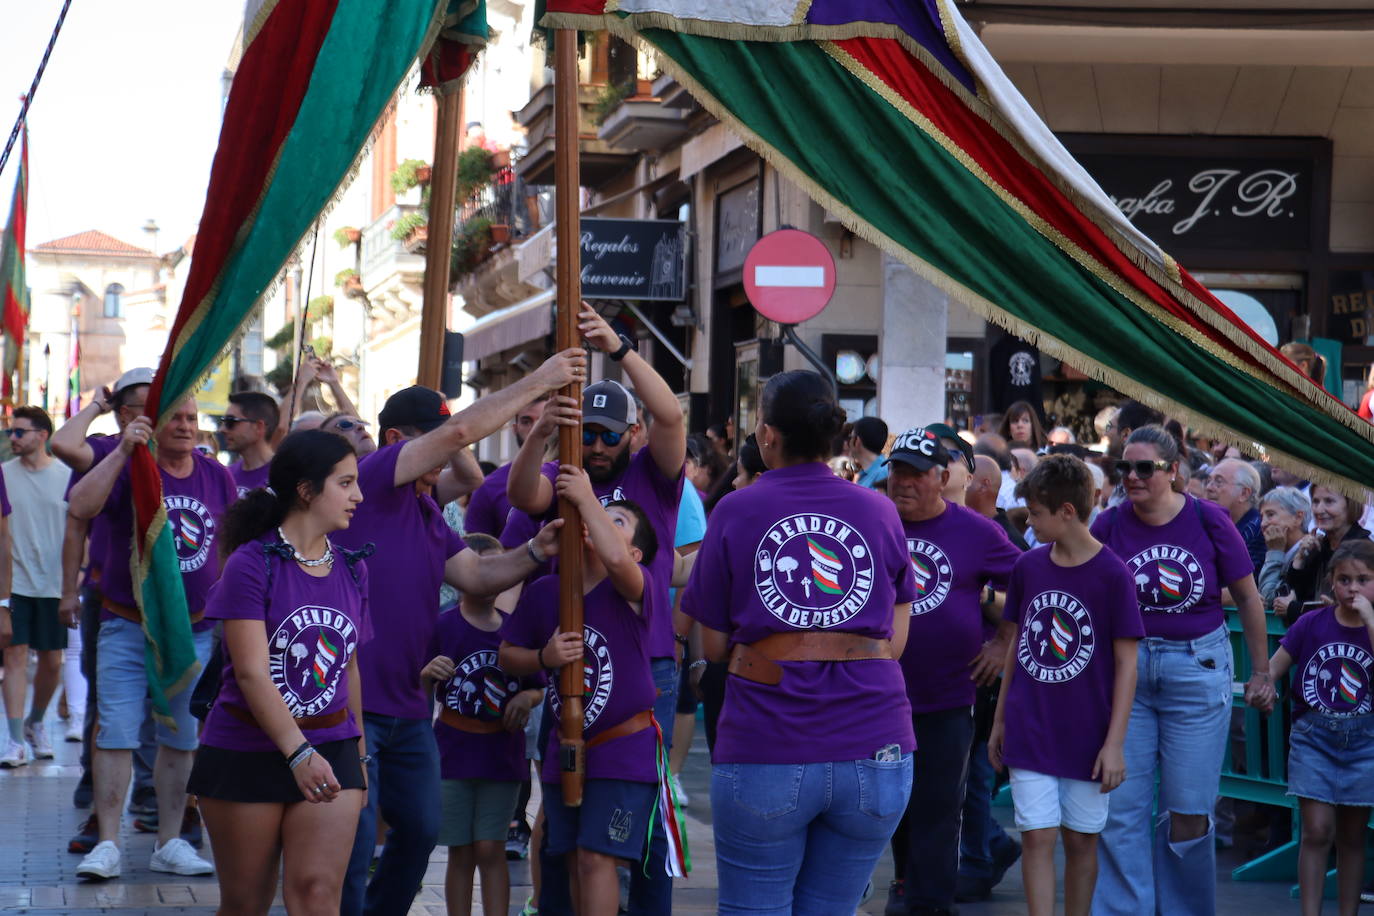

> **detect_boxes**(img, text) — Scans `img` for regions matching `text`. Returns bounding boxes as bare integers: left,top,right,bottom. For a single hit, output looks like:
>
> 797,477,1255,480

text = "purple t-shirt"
1279,605,1374,719
65,435,120,584
100,451,236,625
535,448,683,658
432,608,538,781
332,442,465,718
465,462,513,538
229,459,271,500
0,465,8,516
501,571,660,784
682,462,917,764
1001,546,1145,781
1091,495,1254,640
899,501,1020,713
201,538,372,752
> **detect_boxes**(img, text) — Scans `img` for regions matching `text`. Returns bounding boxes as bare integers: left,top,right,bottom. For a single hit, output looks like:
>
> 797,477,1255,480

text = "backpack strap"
337,543,374,592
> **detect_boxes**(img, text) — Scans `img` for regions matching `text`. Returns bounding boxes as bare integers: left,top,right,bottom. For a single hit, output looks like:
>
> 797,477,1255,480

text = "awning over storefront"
463,288,554,363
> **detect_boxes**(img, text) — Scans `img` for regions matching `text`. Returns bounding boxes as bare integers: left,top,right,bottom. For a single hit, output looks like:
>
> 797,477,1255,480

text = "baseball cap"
926,422,974,472
582,380,637,434
886,426,951,472
112,367,155,396
378,385,451,434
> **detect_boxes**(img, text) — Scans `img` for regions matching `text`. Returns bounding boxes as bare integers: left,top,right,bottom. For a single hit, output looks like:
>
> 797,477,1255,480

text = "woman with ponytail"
680,370,917,913
188,430,372,916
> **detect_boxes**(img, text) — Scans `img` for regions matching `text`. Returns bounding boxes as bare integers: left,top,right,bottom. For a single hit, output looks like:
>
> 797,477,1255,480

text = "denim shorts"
1009,768,1109,834
96,617,213,751
543,777,657,859
1287,713,1374,807
438,778,522,847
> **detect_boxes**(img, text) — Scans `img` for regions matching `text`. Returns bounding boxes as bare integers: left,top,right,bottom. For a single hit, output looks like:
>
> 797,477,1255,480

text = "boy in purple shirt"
501,466,664,916
990,456,1143,916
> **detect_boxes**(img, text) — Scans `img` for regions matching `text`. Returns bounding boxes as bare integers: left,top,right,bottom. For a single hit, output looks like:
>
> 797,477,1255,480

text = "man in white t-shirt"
1,406,73,767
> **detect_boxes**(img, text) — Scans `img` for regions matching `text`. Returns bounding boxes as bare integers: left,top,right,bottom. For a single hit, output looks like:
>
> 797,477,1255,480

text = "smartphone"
1301,600,1327,615
873,744,900,763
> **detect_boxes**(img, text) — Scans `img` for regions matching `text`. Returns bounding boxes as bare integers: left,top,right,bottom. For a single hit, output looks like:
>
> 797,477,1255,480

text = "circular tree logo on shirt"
905,538,953,616
164,495,216,573
1302,644,1373,716
754,513,875,628
1017,590,1096,683
442,650,521,721
1125,545,1205,614
268,605,358,717
548,624,614,727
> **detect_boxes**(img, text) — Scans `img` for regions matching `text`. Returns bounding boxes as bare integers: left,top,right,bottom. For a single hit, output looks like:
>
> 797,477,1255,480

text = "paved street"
0,709,1301,914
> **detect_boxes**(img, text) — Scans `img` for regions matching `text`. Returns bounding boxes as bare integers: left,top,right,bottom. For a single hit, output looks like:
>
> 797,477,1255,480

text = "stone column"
879,251,948,434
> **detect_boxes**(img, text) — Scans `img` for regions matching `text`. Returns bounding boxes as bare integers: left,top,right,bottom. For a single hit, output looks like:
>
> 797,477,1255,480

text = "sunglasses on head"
333,418,369,431
1114,459,1171,479
583,429,624,447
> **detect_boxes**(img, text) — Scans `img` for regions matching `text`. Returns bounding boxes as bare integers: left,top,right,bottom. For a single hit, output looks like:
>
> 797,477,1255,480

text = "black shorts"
188,738,365,804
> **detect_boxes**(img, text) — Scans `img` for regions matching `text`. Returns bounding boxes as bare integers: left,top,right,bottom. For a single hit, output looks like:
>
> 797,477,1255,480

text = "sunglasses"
1114,459,1172,479
332,418,369,431
583,429,624,448
4,428,34,438
219,416,258,428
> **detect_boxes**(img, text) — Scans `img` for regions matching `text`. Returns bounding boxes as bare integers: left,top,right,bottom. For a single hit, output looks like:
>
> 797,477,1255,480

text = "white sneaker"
150,837,214,876
25,721,54,759
672,773,690,809
0,739,28,768
76,840,122,880
64,714,83,743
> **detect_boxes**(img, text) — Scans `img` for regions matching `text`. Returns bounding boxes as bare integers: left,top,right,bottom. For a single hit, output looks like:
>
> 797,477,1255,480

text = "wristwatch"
608,333,636,362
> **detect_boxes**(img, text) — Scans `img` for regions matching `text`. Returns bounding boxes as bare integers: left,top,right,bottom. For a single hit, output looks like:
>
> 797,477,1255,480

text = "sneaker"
505,821,530,861
76,840,122,880
181,805,203,849
672,773,690,808
25,721,54,759
149,837,214,876
519,896,539,916
884,879,906,916
69,814,100,854
0,739,28,768
990,836,1022,886
128,785,158,816
65,714,83,743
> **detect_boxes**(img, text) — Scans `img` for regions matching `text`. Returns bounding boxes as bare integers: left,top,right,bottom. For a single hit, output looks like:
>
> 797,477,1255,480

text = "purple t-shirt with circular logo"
432,608,540,782
1091,495,1254,640
1001,546,1145,781
501,570,660,785
898,501,1020,713
1280,605,1374,719
100,450,236,626
229,459,271,500
682,462,917,765
201,539,372,752
332,442,466,719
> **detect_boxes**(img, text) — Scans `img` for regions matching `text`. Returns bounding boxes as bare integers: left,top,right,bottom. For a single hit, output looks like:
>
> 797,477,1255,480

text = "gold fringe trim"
244,0,282,48
608,22,1374,501
158,2,448,427
790,1,814,28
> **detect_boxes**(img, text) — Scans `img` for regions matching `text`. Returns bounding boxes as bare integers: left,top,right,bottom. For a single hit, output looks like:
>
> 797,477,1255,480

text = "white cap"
111,367,155,396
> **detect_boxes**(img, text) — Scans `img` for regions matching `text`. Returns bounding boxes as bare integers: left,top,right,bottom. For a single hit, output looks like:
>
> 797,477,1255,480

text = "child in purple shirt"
1265,538,1374,914
500,466,666,916
991,455,1143,916
423,533,542,916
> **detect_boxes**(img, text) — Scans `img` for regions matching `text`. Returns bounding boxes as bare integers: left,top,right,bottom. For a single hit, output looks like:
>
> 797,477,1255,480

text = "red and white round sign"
743,229,837,324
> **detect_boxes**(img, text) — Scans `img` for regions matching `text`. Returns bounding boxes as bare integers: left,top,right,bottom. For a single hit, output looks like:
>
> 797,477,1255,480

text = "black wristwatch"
608,333,636,362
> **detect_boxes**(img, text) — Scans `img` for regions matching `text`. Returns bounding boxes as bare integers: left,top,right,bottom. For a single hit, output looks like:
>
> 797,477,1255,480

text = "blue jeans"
342,714,442,916
625,657,678,915
712,756,913,916
959,736,1013,878
1093,625,1232,916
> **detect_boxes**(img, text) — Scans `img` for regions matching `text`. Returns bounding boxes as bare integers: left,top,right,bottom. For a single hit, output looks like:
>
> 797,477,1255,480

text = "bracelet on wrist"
359,753,373,766
537,645,551,670
285,740,311,762
526,539,545,565
287,746,316,771
689,659,708,672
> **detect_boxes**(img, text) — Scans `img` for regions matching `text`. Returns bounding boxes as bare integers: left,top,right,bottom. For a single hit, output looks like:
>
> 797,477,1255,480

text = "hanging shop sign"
579,217,687,301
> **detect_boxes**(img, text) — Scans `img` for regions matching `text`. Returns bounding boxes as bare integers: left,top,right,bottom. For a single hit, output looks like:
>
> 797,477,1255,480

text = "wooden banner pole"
417,87,464,390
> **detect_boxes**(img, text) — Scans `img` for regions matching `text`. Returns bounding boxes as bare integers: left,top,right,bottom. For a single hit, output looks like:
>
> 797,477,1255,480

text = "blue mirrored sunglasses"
583,429,623,447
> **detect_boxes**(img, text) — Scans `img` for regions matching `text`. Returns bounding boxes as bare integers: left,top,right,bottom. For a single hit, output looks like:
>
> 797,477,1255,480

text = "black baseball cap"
582,380,637,434
886,426,951,472
926,422,974,472
378,386,451,434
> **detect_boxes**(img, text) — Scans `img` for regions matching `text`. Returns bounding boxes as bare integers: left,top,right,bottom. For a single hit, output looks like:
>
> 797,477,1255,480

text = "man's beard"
586,444,632,484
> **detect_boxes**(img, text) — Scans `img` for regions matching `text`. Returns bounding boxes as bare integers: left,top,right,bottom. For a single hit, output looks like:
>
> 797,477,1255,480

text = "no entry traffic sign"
744,229,837,324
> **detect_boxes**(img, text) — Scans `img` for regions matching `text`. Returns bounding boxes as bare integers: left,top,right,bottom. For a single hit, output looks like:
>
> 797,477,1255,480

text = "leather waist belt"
728,632,893,686
222,702,349,732
437,707,506,734
103,597,204,625
586,710,655,750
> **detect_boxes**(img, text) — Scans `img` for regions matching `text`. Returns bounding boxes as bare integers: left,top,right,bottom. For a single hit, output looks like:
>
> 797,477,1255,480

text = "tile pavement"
0,710,1298,914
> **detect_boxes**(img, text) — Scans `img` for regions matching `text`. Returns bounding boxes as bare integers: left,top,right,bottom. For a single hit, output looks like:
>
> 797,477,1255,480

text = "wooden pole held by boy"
553,27,586,806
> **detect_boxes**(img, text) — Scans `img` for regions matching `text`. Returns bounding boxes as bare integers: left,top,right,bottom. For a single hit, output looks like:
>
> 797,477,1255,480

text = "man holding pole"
336,348,585,916
508,303,687,913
